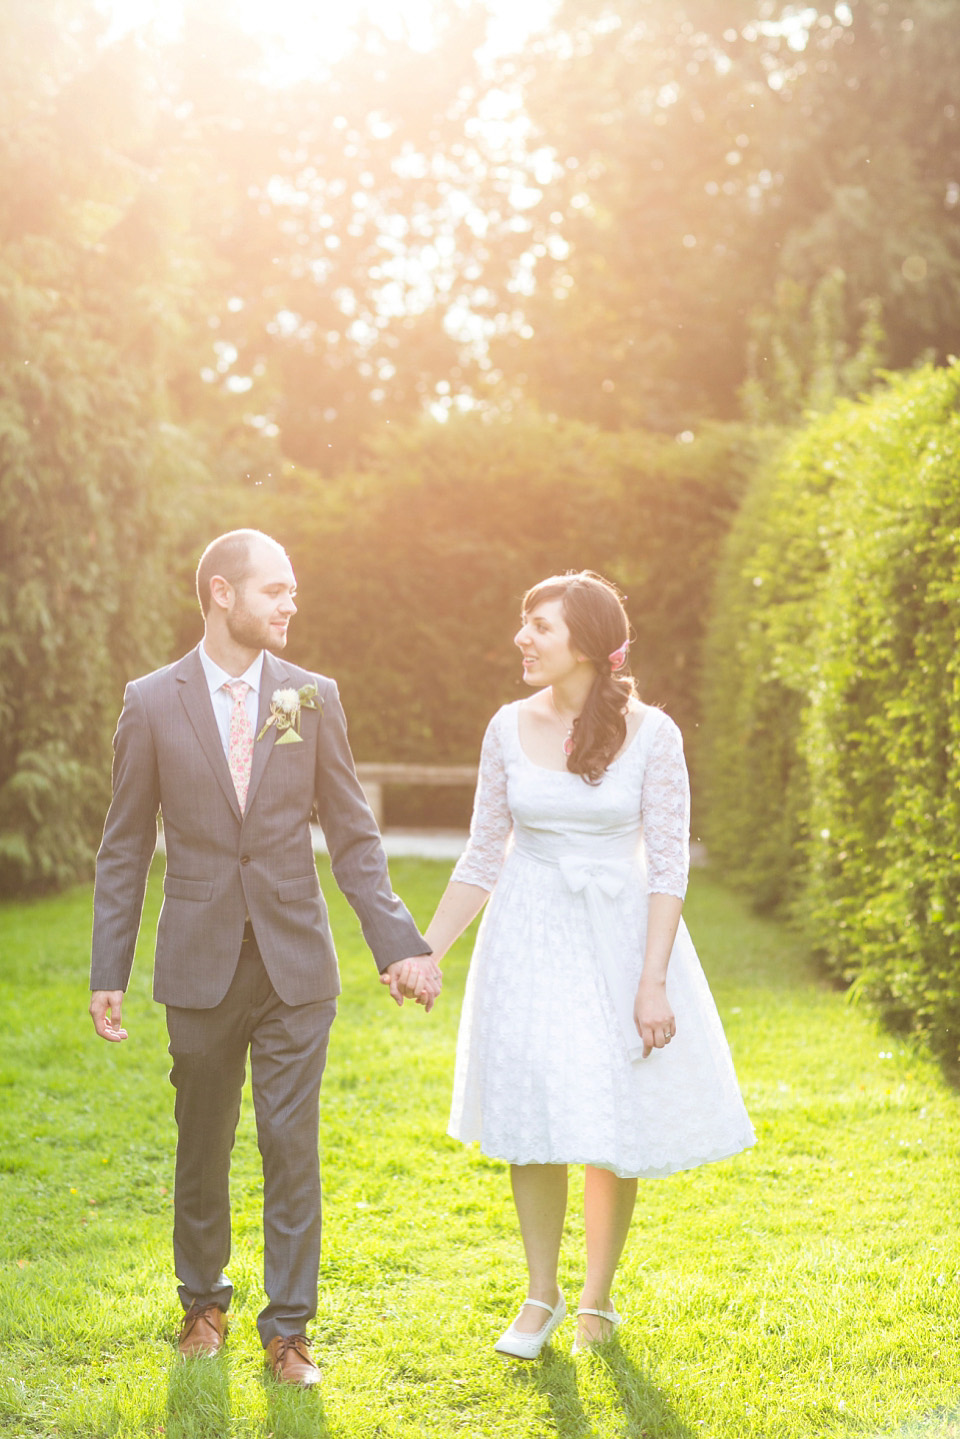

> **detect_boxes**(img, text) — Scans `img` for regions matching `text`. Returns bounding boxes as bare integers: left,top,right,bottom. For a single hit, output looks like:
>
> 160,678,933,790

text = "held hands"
633,977,675,1059
380,954,443,1012
90,990,128,1043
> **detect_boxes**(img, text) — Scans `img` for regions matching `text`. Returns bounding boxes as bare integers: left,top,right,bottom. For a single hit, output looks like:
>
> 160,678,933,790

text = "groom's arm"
89,681,162,1036
311,678,439,1001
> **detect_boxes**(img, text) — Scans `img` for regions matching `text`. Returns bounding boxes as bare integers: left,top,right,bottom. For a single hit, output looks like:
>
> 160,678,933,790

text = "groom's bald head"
196,530,288,615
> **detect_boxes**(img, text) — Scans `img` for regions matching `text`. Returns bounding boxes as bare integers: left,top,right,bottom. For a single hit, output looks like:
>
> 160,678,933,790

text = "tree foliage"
154,3,493,473
477,0,960,430
0,1,206,893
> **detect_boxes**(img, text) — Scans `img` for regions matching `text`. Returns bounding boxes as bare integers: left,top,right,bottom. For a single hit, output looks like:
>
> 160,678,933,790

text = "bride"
398,571,754,1358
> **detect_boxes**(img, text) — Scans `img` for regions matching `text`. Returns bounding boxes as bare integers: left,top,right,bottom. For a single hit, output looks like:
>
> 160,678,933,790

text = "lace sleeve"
641,715,690,899
451,708,513,891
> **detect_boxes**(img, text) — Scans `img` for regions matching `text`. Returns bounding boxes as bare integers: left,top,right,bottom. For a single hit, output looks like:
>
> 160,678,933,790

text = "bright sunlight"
101,0,558,75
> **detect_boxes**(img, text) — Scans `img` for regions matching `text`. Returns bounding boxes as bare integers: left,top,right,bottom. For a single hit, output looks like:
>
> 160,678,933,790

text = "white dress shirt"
198,642,264,761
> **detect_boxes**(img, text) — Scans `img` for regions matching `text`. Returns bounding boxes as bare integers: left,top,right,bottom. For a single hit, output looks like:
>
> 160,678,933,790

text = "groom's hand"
90,990,129,1042
380,955,442,1012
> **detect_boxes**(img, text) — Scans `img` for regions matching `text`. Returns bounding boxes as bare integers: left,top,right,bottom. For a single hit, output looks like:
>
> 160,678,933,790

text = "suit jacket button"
240,855,251,865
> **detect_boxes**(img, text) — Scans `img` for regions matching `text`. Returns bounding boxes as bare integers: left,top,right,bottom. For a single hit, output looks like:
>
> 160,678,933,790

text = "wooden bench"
355,762,478,829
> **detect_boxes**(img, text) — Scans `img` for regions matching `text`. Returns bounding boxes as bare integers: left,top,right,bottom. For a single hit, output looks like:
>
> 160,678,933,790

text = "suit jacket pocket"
164,874,214,901
277,873,322,903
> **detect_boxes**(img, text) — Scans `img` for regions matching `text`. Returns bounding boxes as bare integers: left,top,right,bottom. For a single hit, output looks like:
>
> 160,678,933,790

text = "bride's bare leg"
578,1165,638,1343
509,1163,568,1332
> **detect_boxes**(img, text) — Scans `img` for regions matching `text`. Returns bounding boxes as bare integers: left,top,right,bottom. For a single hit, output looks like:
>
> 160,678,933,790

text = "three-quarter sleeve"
451,708,513,891
641,716,690,899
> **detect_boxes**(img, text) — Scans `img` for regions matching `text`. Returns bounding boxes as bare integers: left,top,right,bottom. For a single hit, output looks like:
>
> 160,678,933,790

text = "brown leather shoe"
178,1303,227,1357
265,1334,321,1387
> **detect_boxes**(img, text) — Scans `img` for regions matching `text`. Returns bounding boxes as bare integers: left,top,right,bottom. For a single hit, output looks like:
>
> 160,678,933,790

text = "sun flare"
101,0,558,75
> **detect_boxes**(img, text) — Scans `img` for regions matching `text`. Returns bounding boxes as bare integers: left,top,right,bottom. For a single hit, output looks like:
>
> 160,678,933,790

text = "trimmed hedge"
701,362,960,1058
176,413,762,821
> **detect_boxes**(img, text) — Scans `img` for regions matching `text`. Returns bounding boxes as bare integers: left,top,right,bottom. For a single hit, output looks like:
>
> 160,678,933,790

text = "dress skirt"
448,847,755,1179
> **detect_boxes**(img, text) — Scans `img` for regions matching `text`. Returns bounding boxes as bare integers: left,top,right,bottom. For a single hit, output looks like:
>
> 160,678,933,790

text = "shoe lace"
181,1303,220,1338
274,1335,310,1363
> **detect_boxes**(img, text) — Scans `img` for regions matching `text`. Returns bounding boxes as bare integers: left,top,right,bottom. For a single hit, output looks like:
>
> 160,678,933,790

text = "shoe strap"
576,1307,620,1322
523,1297,559,1315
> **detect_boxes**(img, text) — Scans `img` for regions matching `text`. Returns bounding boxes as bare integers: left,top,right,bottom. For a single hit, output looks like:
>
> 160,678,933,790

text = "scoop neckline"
512,700,654,773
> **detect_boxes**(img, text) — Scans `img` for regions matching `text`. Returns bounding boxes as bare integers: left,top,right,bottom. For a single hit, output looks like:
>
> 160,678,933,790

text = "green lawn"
1,859,959,1438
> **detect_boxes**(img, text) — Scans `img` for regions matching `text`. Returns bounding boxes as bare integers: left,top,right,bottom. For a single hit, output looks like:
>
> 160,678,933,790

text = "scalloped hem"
446,1129,756,1180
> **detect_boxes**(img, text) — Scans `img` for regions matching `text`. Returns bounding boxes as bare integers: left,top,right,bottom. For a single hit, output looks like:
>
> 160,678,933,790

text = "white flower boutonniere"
256,682,321,744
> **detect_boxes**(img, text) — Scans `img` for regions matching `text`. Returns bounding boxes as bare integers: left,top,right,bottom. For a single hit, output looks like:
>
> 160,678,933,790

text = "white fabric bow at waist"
557,854,645,1062
557,855,632,899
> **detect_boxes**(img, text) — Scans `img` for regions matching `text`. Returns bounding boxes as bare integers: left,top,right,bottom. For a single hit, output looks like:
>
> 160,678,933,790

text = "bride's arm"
423,881,491,965
384,878,491,1009
418,707,513,979
635,717,690,1055
634,893,683,1056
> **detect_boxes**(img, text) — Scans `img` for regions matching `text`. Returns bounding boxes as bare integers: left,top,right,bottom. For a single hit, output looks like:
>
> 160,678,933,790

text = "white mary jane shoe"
571,1303,622,1355
494,1293,567,1360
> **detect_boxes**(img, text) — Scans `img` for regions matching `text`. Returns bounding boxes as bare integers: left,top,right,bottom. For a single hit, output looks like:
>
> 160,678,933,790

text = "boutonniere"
256,683,321,744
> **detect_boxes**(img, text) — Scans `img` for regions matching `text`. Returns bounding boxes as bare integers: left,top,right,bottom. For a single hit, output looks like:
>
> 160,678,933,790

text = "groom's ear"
208,574,234,612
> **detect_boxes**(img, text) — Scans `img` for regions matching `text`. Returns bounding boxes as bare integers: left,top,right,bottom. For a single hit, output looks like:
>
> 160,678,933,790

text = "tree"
741,0,960,421
472,0,960,429
0,1,206,892
741,272,885,425
144,1,494,474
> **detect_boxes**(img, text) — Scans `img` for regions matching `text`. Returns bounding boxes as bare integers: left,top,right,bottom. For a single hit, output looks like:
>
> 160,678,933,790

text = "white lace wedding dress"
448,701,755,1179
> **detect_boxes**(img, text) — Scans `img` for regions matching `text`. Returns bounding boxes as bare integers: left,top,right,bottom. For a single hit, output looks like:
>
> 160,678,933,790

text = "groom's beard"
227,599,287,654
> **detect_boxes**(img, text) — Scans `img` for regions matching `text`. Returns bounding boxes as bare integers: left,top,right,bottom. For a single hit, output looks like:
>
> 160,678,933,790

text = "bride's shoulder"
516,692,552,719
624,697,652,732
627,701,680,754
630,697,670,723
501,696,549,722
495,699,525,719
484,700,522,738
638,705,684,753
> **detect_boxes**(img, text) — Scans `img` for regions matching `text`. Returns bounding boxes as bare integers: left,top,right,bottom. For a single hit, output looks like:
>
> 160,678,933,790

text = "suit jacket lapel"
245,652,288,815
176,646,243,820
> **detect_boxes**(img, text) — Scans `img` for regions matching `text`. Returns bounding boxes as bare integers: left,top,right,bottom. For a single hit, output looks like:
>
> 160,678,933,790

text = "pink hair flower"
608,641,629,672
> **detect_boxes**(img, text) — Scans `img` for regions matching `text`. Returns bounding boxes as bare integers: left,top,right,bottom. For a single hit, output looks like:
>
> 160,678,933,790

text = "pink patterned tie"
224,680,253,813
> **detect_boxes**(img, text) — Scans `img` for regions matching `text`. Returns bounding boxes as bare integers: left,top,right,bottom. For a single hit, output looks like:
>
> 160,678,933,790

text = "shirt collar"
198,641,264,697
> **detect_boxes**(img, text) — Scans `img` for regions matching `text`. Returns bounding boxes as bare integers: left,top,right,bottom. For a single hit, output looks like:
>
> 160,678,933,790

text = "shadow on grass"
595,1342,697,1439
165,1354,231,1439
879,1411,960,1439
509,1342,696,1439
263,1376,332,1439
164,1354,332,1439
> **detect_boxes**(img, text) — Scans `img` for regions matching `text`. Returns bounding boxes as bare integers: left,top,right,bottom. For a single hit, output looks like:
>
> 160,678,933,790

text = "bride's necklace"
549,690,579,756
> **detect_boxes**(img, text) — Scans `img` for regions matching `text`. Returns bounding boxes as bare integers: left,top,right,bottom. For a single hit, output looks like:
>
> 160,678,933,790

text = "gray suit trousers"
165,926,336,1345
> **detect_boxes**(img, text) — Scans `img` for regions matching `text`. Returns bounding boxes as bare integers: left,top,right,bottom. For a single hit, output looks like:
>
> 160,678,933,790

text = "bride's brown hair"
522,571,637,783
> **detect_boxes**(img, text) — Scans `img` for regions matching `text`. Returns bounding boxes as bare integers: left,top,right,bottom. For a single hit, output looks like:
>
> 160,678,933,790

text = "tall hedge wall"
182,412,760,774
701,362,960,1057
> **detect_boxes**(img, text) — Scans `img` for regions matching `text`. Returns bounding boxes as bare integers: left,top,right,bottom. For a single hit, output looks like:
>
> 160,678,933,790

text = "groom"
89,529,439,1387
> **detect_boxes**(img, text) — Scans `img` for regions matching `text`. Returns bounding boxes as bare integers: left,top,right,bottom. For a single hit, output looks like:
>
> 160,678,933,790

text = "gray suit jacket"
91,645,428,1008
